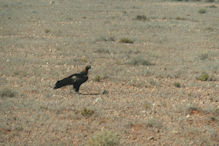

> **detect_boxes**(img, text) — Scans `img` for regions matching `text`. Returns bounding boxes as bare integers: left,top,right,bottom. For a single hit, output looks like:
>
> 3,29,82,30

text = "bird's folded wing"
67,73,83,78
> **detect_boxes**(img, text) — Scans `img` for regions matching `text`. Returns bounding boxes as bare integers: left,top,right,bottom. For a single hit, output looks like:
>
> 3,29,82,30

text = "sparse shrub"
101,36,115,42
80,56,87,62
186,106,201,115
81,107,94,118
95,36,115,42
95,48,110,54
88,129,120,146
199,53,208,60
205,27,214,31
213,108,219,116
94,75,101,82
188,93,192,97
145,118,163,129
135,15,148,21
172,0,201,1
207,116,218,123
106,36,115,42
102,90,109,94
119,38,133,44
196,72,209,81
199,9,207,14
144,101,152,110
115,60,122,65
128,57,153,66
174,82,181,88
175,17,186,20
149,80,157,86
208,5,217,8
0,88,16,98
44,29,50,33
205,0,215,2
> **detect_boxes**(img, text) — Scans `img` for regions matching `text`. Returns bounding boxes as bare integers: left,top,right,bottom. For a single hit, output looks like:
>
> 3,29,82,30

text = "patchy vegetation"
87,130,120,146
95,48,110,54
0,0,218,145
128,56,153,66
0,88,16,98
145,118,163,129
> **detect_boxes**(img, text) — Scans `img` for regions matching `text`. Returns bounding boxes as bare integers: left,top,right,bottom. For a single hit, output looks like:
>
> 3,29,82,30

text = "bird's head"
53,81,61,89
85,65,91,71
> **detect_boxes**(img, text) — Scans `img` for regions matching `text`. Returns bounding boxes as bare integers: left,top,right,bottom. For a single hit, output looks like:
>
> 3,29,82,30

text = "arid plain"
0,0,219,145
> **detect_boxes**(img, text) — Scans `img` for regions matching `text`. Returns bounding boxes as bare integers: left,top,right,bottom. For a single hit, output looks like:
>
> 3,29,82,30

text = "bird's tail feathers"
53,78,73,89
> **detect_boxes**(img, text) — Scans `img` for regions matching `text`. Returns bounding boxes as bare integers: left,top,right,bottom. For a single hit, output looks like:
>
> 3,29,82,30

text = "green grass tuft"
173,82,181,88
144,101,152,110
196,72,209,81
135,15,148,21
175,17,186,20
94,75,101,82
88,129,120,146
119,38,134,44
81,107,94,118
44,29,51,33
199,9,207,14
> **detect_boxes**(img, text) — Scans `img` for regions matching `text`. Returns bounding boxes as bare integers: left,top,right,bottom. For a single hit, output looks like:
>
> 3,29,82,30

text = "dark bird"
54,65,91,93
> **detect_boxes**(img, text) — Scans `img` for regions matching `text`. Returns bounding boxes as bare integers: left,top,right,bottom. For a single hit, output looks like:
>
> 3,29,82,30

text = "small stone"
93,97,103,104
141,110,146,113
148,136,155,141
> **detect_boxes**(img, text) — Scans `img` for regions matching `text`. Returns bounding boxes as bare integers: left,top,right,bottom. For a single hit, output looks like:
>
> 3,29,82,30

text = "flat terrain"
0,0,219,145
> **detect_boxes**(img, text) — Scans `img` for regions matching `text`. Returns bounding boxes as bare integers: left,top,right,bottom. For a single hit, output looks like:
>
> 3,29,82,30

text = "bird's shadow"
79,92,101,95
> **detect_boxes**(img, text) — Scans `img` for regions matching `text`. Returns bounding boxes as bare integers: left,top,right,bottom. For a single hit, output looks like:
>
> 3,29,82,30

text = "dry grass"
128,56,154,66
0,0,218,145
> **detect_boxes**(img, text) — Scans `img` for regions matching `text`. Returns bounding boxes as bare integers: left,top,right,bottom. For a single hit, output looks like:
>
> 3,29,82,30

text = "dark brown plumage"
54,65,91,93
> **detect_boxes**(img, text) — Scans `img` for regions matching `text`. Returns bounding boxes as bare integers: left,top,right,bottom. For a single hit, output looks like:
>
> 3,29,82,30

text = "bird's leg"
73,85,80,94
